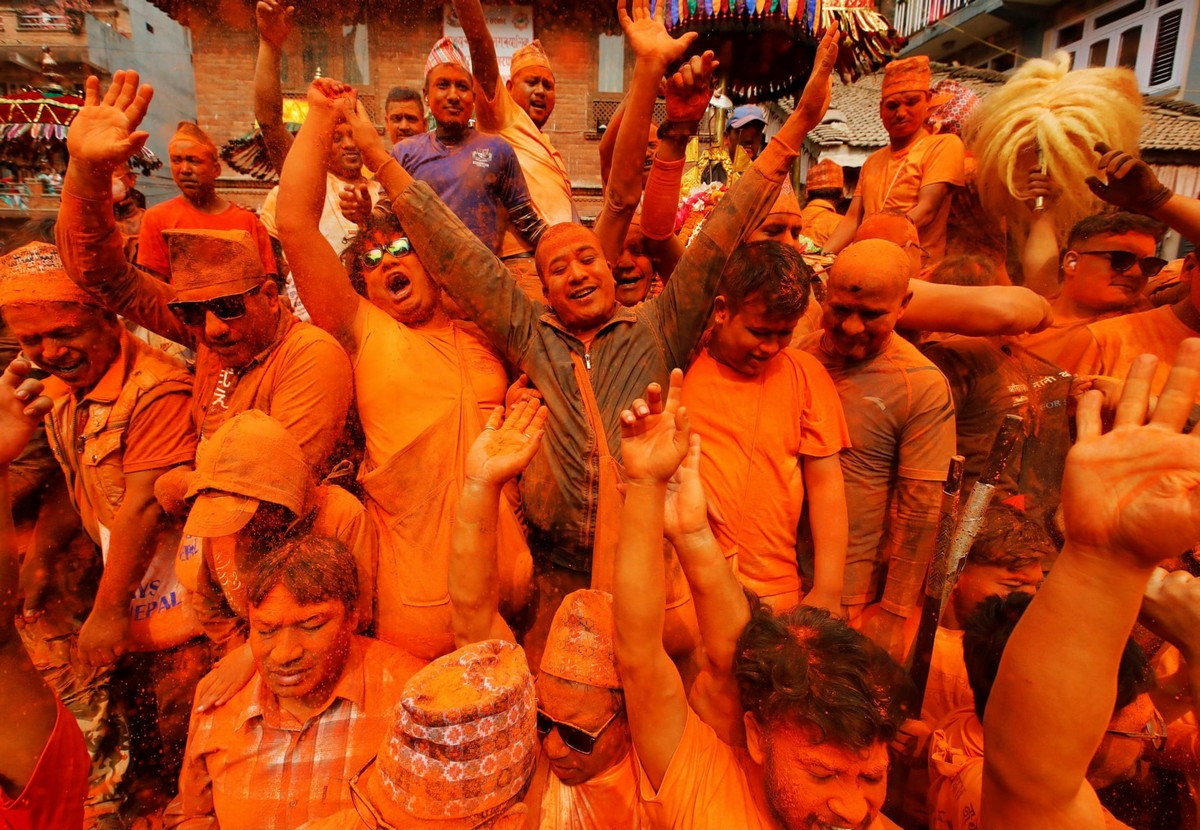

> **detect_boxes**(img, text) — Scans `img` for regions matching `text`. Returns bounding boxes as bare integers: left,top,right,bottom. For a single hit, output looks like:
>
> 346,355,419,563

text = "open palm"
465,400,549,486
67,71,154,168
618,0,698,68
620,368,691,484
0,359,52,466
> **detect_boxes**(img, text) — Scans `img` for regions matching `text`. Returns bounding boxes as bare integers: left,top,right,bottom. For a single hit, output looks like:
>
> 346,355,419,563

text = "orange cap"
806,159,844,193
182,410,313,537
166,229,266,302
540,590,621,689
882,56,933,99
0,243,101,308
510,39,552,78
768,178,803,217
364,639,537,826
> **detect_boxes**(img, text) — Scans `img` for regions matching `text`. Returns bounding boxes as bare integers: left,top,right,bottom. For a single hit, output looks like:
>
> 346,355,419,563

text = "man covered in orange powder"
56,71,353,479
801,159,844,247
682,242,849,613
612,369,911,829
824,56,964,263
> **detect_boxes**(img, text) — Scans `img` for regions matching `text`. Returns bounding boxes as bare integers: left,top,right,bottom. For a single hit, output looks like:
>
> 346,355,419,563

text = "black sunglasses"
360,236,412,268
1077,250,1168,277
168,284,262,327
536,708,620,755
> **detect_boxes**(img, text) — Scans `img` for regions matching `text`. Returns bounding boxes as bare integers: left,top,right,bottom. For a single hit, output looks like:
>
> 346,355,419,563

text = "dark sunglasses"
360,236,412,268
1077,250,1168,277
168,284,262,327
536,708,620,755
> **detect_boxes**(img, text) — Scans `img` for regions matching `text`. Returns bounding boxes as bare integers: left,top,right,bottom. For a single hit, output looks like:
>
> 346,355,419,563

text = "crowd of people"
1,0,1200,828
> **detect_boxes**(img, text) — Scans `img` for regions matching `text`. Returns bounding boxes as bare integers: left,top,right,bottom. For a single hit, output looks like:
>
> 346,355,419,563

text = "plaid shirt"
165,636,423,830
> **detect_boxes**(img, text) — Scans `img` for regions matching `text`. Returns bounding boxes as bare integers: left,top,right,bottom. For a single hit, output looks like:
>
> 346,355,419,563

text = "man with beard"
275,84,531,660
613,369,910,830
56,71,353,478
136,121,276,281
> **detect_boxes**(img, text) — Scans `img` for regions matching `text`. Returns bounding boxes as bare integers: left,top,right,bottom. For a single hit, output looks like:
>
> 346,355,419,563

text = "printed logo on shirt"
210,368,237,412
864,396,888,412
471,148,493,169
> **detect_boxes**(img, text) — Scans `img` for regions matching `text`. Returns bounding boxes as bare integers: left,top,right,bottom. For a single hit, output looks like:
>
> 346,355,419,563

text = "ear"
506,77,514,93
744,711,765,765
260,278,281,309
1062,252,1078,276
898,289,913,315
712,295,730,325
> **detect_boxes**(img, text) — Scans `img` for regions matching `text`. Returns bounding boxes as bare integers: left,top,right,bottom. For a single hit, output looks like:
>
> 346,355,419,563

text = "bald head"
829,240,911,301
855,214,924,278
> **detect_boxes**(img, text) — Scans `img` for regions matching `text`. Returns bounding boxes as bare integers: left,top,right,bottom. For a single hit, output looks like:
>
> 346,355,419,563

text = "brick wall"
185,0,611,207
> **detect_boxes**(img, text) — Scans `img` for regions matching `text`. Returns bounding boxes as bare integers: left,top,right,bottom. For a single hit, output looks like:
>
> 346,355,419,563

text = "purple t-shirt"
391,129,536,253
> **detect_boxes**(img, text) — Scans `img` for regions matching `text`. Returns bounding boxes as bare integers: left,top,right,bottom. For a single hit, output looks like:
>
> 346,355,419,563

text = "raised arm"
253,0,296,174
276,80,364,351
1020,167,1064,297
452,0,501,100
653,24,839,365
900,280,1053,336
984,342,1200,829
58,72,192,346
336,83,538,363
449,400,547,647
822,195,863,254
614,368,693,788
0,359,64,799
1087,142,1200,248
593,0,699,263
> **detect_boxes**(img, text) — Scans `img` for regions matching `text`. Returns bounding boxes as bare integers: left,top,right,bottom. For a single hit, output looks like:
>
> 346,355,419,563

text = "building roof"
780,62,1200,164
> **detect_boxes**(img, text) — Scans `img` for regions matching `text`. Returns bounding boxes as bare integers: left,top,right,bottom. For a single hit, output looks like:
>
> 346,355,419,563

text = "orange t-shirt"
537,748,649,828
801,199,841,248
640,708,902,829
854,132,965,262
1075,304,1198,396
351,301,508,470
921,626,972,727
474,81,576,258
137,195,277,278
682,348,850,599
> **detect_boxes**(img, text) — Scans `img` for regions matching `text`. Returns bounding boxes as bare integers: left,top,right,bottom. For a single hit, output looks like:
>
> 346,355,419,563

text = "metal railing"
16,11,73,30
893,0,977,39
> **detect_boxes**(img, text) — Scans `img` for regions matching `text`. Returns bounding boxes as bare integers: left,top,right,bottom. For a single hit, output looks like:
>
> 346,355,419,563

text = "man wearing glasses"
54,81,354,479
1022,211,1166,369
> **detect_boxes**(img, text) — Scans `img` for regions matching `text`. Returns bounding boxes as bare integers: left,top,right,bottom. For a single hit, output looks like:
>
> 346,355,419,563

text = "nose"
270,628,305,665
204,310,232,341
840,315,865,337
758,337,784,359
41,338,69,362
828,788,872,826
542,727,571,761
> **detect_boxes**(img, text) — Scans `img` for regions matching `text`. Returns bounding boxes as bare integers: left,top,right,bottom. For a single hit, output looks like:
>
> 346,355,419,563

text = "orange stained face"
1064,231,1159,315
191,281,281,370
756,719,889,830
5,302,122,391
710,294,802,377
613,224,654,307
169,139,220,202
539,229,617,336
880,91,930,142
248,584,355,713
425,64,475,131
726,123,765,160
821,273,910,362
750,212,808,253
950,559,1045,626
360,230,442,326
1088,693,1159,791
327,122,363,181
508,67,556,129
385,99,425,144
534,673,629,787
643,125,660,185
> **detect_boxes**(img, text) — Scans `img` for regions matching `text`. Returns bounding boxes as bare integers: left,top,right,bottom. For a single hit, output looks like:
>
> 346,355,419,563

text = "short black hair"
928,254,998,287
386,87,423,107
718,241,811,319
1066,212,1166,251
962,593,1154,722
246,535,360,613
340,204,405,298
966,504,1055,572
734,599,913,750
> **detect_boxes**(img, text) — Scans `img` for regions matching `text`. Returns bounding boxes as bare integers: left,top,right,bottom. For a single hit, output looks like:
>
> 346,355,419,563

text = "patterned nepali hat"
0,242,100,308
806,159,844,193
926,80,980,137
769,178,803,217
541,590,621,690
425,36,471,77
510,39,551,77
364,639,537,827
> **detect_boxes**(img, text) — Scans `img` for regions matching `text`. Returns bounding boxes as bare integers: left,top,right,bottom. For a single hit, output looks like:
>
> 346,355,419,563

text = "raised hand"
306,76,355,113
1141,568,1200,660
66,71,154,170
792,22,840,131
1024,165,1060,211
0,359,52,467
619,368,691,484
662,433,710,543
617,0,698,69
665,51,718,126
344,100,389,171
464,399,548,487
1065,339,1200,569
195,644,256,712
1085,142,1173,213
256,0,295,51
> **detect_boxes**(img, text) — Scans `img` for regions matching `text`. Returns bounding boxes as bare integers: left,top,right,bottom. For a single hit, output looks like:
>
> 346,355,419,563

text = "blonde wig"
965,52,1142,245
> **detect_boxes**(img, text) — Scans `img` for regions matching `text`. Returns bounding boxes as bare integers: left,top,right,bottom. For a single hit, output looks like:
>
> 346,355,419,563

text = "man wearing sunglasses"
1068,146,1200,398
54,75,354,479
1022,211,1165,369
275,77,529,662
